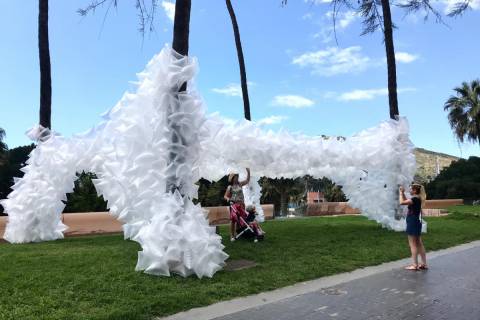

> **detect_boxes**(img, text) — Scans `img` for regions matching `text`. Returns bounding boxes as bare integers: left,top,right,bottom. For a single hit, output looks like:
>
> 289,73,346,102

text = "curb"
157,240,480,320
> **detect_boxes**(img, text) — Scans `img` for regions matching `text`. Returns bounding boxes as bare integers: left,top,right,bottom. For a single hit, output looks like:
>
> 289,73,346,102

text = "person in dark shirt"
400,184,427,271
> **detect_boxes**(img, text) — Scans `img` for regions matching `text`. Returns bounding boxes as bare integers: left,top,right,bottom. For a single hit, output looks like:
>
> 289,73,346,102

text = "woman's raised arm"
240,168,250,186
224,186,232,202
399,186,412,205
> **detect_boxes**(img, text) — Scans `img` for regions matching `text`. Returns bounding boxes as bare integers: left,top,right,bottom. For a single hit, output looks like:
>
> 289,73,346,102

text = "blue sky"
0,0,479,158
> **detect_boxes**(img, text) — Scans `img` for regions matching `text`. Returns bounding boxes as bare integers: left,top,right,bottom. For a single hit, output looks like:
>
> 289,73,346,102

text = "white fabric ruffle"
1,46,228,278
200,115,416,231
1,45,416,278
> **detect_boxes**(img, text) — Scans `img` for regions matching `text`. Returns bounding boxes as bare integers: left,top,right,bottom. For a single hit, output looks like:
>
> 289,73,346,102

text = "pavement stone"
213,245,480,320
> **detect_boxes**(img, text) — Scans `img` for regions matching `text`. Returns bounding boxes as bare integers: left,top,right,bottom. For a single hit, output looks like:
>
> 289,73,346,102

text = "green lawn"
1,206,480,320
446,204,480,218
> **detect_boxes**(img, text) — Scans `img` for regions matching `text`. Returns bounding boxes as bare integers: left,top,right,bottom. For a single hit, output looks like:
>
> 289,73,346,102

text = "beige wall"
304,199,464,216
206,204,274,225
423,199,463,209
0,200,464,240
305,202,360,216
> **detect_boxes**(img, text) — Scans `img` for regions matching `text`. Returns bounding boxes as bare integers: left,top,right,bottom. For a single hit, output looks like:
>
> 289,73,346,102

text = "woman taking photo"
400,184,428,271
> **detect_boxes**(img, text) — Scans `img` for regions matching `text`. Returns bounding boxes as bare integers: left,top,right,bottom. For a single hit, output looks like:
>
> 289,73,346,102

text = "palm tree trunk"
172,0,191,92
166,0,192,194
280,191,288,216
38,0,52,129
380,0,399,120
225,0,251,121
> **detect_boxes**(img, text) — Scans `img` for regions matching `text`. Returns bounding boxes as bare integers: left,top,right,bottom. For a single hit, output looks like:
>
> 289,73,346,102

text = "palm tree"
283,0,400,119
261,177,303,216
285,0,470,120
379,0,398,119
225,0,251,120
172,0,191,92
0,128,8,165
0,128,7,149
39,0,52,129
444,80,480,146
167,0,192,193
349,0,401,119
78,0,192,194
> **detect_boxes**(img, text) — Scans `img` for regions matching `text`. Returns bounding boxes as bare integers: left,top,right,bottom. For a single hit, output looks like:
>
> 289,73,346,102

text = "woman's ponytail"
419,185,427,208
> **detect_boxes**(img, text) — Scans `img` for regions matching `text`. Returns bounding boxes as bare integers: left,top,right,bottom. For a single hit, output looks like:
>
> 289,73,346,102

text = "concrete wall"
423,199,463,209
0,205,275,240
206,204,274,225
305,202,360,216
0,200,463,240
304,199,464,216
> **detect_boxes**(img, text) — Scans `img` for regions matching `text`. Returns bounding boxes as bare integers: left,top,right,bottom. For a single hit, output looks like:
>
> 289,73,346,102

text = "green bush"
63,172,108,213
426,156,480,200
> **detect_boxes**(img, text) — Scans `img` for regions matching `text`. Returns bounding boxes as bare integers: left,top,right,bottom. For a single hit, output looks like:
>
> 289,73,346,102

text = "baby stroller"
230,203,265,242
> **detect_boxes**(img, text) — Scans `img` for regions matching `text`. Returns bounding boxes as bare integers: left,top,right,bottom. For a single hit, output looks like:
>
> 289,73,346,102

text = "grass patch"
2,211,480,319
446,204,480,219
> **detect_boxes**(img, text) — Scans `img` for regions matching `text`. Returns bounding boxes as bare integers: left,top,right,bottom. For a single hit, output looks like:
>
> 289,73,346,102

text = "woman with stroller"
224,168,250,241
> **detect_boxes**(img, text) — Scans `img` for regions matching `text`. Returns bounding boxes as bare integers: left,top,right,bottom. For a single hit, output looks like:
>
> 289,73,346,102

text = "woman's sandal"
404,264,419,271
418,264,429,270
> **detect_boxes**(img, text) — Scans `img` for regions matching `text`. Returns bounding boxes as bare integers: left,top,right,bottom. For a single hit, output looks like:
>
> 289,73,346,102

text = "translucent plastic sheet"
1,46,416,277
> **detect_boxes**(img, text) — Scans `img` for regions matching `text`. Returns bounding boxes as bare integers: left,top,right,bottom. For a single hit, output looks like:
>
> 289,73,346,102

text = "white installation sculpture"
1,46,416,278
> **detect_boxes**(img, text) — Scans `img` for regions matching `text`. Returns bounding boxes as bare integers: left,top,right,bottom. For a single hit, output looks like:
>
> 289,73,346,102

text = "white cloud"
271,95,315,108
313,29,334,43
338,88,416,101
339,88,388,101
212,82,255,97
212,83,242,97
292,46,373,76
443,0,480,13
161,1,175,22
306,0,332,4
313,10,358,43
210,114,286,127
302,12,314,20
338,11,357,28
325,10,358,29
395,52,419,63
257,115,289,125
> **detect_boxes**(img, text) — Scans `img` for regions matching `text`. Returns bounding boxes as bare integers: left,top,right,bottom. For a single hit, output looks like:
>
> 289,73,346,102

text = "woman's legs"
417,236,427,266
407,235,419,267
229,205,237,241
230,221,236,240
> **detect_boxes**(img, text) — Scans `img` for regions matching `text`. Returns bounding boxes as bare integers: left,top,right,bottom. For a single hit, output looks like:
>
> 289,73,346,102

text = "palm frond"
78,0,159,37
445,80,480,145
447,0,471,17
397,0,445,24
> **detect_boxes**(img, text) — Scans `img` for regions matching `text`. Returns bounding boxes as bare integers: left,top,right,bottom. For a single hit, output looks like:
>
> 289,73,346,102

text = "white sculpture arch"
1,47,416,278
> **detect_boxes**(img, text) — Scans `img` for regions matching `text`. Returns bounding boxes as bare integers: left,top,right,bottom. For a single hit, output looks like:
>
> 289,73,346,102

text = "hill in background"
414,148,460,183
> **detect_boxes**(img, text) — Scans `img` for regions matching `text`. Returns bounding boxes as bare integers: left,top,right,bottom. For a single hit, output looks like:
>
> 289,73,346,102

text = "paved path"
161,241,480,320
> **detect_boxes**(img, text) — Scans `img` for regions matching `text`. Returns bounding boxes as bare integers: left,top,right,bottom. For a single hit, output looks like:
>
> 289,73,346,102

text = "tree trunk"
225,0,251,121
380,0,399,120
38,0,52,129
166,0,192,194
172,0,191,93
280,191,288,216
